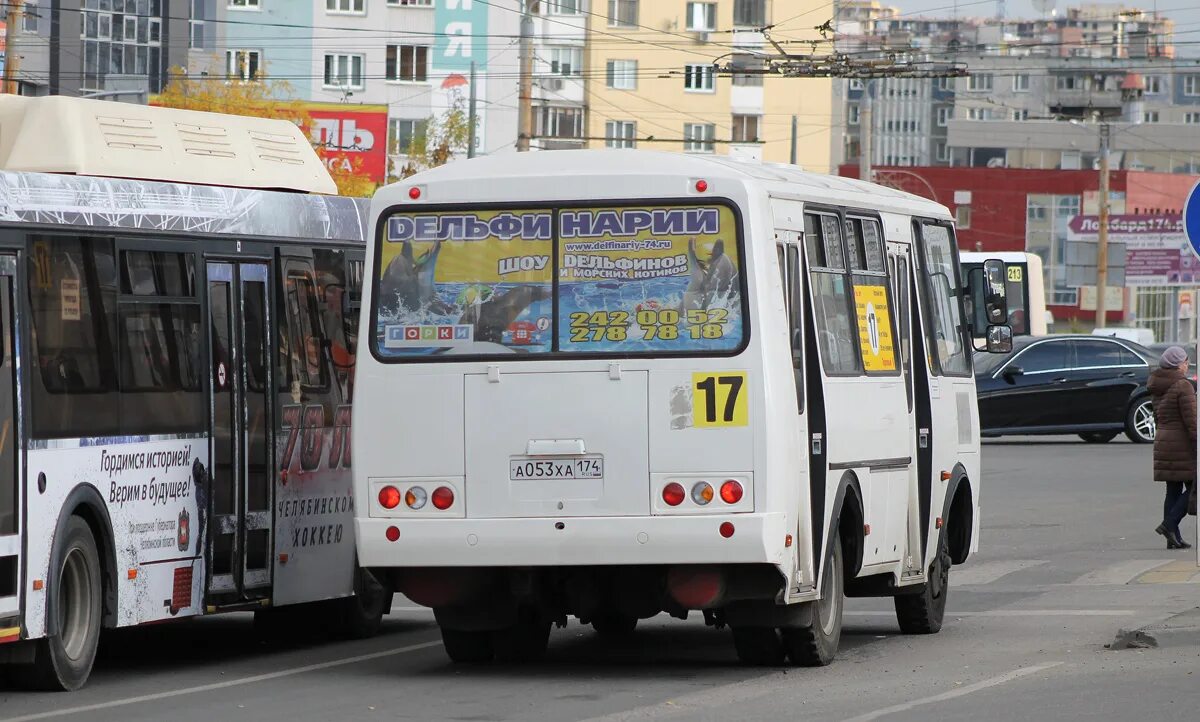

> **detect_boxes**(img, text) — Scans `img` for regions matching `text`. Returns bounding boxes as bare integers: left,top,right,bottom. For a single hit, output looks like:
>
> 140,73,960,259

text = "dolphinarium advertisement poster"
374,205,742,357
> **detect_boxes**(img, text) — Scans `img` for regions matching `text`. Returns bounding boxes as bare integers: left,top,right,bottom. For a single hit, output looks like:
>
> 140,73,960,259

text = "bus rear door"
206,261,274,602
0,255,18,628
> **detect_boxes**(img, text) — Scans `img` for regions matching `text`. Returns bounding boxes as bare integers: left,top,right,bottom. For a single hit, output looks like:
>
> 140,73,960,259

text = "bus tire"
781,534,844,667
894,532,951,634
17,516,102,691
339,569,390,640
493,609,551,663
591,614,638,640
441,627,495,663
732,627,785,666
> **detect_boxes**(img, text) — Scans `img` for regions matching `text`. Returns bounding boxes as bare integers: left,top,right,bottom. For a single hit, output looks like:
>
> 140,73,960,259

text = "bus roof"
375,150,952,220
0,95,336,195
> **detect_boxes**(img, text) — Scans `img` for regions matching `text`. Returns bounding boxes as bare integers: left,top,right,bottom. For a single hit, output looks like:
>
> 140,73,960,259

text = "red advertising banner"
302,102,389,184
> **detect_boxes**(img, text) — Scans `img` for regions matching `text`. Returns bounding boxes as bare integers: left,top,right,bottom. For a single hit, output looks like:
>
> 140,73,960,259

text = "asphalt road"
3,437,1198,721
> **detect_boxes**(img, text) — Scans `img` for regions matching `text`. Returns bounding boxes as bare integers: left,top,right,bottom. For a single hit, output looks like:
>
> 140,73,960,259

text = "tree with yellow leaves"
153,66,377,197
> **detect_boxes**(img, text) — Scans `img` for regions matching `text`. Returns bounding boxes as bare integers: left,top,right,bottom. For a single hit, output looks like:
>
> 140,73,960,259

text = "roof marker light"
408,186,422,200
695,179,709,193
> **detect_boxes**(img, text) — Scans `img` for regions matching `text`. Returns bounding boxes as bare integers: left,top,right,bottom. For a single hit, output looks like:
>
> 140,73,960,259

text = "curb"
1108,606,1200,650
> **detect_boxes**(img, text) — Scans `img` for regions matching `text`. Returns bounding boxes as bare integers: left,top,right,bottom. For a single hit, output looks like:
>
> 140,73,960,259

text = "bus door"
206,261,274,600
0,255,19,622
887,244,923,579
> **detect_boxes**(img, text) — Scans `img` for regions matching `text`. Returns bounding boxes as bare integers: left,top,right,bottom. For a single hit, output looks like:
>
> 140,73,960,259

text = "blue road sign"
1186,179,1200,259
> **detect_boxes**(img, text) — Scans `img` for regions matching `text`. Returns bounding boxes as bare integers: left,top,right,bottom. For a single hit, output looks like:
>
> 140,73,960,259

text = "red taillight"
662,482,686,507
385,526,400,542
432,486,455,510
719,480,743,504
378,485,401,509
719,522,735,538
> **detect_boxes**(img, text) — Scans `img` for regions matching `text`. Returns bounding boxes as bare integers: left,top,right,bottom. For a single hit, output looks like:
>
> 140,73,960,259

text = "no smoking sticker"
853,285,896,372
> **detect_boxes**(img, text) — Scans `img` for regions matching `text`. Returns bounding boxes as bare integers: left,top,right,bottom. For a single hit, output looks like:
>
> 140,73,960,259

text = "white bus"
0,97,387,691
961,251,1048,336
353,151,1009,666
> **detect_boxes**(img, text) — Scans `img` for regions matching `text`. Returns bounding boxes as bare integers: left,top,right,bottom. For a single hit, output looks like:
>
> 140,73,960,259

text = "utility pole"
467,61,478,159
3,0,24,95
516,1,538,152
1096,121,1111,329
790,115,797,165
859,80,873,182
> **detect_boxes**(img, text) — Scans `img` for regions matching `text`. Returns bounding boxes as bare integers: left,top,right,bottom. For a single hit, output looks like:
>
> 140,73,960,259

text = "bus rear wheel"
17,516,102,691
440,627,495,664
781,534,844,667
894,533,951,634
338,569,391,640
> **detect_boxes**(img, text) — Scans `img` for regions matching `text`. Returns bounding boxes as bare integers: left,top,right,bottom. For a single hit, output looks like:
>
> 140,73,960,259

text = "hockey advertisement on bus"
375,205,743,357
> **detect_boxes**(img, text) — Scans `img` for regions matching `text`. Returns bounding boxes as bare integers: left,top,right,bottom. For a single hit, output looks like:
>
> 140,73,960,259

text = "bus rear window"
372,204,744,359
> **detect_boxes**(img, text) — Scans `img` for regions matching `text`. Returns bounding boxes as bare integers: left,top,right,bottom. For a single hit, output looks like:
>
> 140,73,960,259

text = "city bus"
961,251,1048,337
0,96,385,691
353,151,1009,666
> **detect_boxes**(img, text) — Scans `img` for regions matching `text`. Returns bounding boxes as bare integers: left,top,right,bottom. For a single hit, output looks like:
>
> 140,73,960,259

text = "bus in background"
961,251,1048,337
353,151,1009,667
0,96,386,691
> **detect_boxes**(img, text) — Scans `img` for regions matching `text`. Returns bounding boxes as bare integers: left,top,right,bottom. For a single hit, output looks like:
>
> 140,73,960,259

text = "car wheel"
1079,431,1119,444
1125,397,1155,443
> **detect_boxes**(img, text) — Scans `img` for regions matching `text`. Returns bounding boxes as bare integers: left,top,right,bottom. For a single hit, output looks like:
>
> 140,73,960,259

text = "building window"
1027,200,1048,221
23,0,39,32
388,0,434,6
324,54,365,90
848,104,860,125
935,76,953,91
388,118,428,156
226,50,261,82
731,54,762,87
1056,75,1084,90
1186,112,1200,125
605,120,637,149
955,205,971,229
687,2,716,32
1013,109,1029,121
936,106,951,126
732,114,760,143
684,64,715,92
228,0,260,8
684,123,716,153
1145,75,1163,94
1186,76,1200,97
82,3,164,92
544,0,580,14
967,74,993,91
733,0,766,27
189,0,205,49
935,141,948,162
1013,74,1030,92
536,106,584,140
606,60,637,90
849,78,864,90
386,45,429,83
326,0,365,13
967,107,991,120
549,46,582,76
607,0,638,27
1143,110,1160,123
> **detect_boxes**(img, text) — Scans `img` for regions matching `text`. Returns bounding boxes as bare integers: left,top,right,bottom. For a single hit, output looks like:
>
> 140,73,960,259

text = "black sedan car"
974,334,1159,443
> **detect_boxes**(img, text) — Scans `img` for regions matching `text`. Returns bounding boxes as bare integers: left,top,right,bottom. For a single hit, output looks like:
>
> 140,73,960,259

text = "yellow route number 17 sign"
853,285,897,372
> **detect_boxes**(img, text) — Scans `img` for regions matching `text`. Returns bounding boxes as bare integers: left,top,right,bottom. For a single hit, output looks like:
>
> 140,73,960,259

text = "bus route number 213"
692,372,749,427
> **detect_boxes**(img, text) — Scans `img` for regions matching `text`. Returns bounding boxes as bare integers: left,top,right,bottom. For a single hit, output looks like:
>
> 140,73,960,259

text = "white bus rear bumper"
356,513,789,568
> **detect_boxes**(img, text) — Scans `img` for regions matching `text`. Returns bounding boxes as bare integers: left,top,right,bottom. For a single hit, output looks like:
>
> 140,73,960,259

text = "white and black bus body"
354,151,1008,666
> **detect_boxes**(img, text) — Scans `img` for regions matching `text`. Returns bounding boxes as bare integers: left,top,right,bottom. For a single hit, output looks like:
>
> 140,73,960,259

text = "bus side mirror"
982,259,1008,324
988,325,1013,354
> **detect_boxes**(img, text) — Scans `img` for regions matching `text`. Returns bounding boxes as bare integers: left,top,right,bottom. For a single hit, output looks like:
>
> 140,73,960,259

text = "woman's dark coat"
1149,366,1197,483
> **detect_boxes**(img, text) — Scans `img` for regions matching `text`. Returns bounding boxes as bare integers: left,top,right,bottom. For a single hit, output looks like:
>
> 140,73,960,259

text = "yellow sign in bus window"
853,285,897,372
1007,265,1023,282
693,372,749,427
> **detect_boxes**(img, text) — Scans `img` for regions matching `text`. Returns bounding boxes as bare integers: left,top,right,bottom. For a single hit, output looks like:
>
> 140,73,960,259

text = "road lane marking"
1073,560,1167,585
841,661,1064,722
0,639,442,722
846,610,1135,618
950,560,1046,586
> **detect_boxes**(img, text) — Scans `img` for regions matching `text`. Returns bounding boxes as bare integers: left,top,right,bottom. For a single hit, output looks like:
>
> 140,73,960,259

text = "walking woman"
1150,346,1196,549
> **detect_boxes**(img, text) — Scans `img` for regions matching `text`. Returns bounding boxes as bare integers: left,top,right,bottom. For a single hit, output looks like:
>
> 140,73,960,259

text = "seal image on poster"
379,239,452,314
682,238,738,312
459,286,552,344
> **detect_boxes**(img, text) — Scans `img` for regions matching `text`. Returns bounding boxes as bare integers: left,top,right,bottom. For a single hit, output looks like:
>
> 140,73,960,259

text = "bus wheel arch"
832,472,865,582
943,465,974,566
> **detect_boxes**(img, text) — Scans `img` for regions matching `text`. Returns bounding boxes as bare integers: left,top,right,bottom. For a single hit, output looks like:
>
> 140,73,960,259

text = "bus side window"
284,270,328,391
26,235,120,438
803,213,862,375
916,222,970,377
